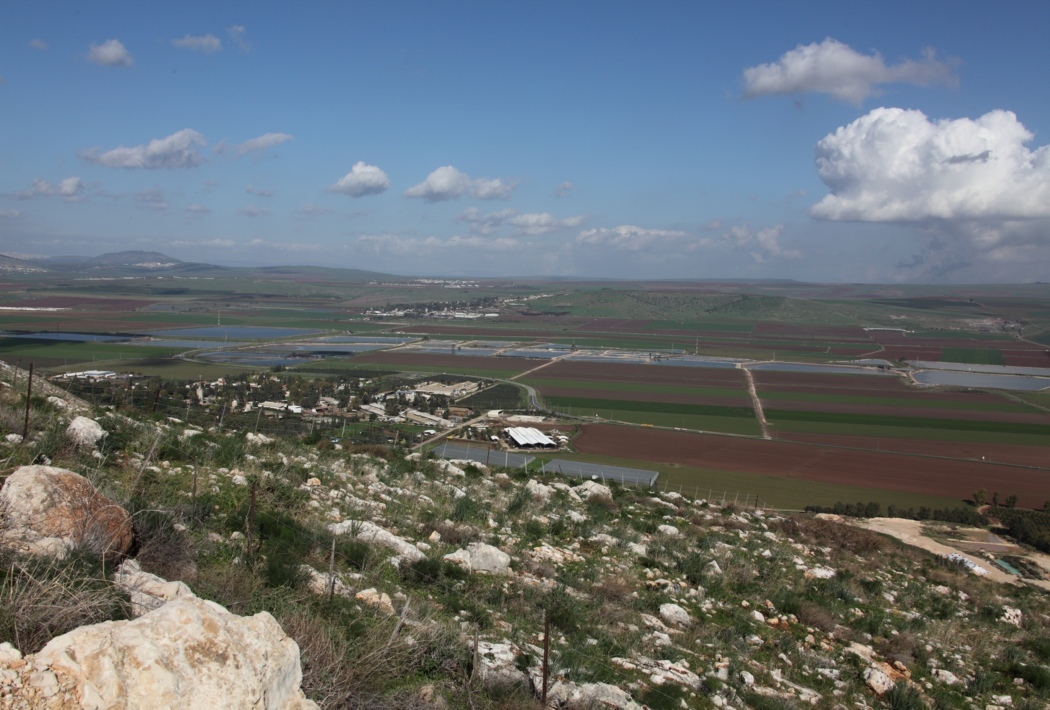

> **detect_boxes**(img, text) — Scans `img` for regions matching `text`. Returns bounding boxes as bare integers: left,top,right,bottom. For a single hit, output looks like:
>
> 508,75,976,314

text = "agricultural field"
572,423,1049,509
2,267,1049,511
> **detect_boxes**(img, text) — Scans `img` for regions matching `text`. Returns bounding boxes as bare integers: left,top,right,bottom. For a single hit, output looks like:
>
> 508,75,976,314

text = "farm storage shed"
506,427,556,448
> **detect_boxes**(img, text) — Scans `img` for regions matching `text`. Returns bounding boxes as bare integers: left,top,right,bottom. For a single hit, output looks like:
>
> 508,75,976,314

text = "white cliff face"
1,597,317,710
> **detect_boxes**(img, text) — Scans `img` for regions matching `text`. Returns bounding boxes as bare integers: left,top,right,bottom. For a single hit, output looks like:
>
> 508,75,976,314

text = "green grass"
546,397,760,435
765,408,1050,436
547,395,755,419
0,338,185,365
523,377,751,399
940,347,1005,365
770,419,1050,447
757,389,1034,413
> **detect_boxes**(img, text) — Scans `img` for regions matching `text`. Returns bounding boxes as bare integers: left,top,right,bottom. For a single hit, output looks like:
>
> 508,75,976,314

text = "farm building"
505,426,557,448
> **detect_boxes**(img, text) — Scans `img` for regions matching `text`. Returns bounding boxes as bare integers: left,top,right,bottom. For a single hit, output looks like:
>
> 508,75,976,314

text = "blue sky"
2,0,1049,282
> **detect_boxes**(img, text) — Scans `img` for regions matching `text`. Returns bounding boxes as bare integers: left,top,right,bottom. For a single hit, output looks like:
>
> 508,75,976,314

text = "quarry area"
1,361,1049,710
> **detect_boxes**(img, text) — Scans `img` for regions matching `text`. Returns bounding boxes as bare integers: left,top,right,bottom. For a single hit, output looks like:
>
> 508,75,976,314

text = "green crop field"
757,389,1035,412
764,407,1050,436
769,418,1050,447
522,377,751,399
940,347,1005,365
547,396,755,419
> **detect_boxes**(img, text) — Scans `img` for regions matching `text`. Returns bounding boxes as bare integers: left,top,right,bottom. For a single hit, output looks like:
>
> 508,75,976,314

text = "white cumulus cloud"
15,177,85,201
552,181,574,197
0,210,22,218
215,132,293,158
172,34,222,53
405,166,518,202
88,39,133,67
405,166,474,202
29,39,47,50
185,204,211,216
811,108,1050,222
742,38,956,104
328,162,391,197
82,129,207,169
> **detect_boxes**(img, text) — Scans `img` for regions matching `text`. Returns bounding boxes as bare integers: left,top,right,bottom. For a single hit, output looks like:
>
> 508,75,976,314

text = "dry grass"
0,550,128,654
279,609,466,709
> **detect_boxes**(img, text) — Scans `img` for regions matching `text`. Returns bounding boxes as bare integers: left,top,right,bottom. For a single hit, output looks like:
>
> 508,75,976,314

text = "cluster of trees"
804,501,988,526
992,508,1050,554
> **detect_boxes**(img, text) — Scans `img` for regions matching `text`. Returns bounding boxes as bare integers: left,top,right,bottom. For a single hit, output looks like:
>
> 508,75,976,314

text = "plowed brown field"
574,423,1050,508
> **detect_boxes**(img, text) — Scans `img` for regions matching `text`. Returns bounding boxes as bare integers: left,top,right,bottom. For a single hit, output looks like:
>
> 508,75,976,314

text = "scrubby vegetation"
2,361,1050,709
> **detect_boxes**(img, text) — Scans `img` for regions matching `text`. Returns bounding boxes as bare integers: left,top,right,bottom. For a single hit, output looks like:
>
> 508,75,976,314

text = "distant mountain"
0,253,49,273
9,251,395,283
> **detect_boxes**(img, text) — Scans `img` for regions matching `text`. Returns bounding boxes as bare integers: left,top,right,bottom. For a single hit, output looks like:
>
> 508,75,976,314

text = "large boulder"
0,596,316,709
65,417,107,449
0,465,132,559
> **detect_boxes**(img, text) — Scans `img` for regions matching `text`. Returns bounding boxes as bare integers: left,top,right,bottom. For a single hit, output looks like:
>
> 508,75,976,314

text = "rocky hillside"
1,362,1049,709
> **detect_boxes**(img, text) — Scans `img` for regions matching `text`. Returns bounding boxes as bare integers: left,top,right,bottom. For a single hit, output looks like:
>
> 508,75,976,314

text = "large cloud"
215,132,293,157
811,108,1050,222
172,34,222,53
328,161,390,197
742,38,956,104
88,39,133,67
81,129,207,169
405,166,517,202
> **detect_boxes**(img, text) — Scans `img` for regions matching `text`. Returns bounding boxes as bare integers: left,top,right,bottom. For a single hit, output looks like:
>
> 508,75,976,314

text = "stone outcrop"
0,597,316,709
0,465,132,559
326,520,425,563
113,559,196,617
65,417,106,449
443,542,511,575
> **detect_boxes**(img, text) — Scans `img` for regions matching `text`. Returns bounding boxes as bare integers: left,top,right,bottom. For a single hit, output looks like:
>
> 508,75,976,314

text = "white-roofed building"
505,426,556,448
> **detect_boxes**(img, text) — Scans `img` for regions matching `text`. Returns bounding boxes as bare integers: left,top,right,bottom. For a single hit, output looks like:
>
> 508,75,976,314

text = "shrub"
886,682,926,710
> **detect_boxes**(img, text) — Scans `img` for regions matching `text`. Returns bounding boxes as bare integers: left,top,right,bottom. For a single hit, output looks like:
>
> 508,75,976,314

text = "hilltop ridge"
0,360,1049,709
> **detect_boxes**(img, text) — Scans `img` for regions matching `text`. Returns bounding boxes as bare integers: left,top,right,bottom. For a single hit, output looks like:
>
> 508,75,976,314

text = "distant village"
52,369,570,452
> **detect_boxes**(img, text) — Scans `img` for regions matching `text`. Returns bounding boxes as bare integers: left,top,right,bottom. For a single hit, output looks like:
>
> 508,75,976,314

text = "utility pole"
542,609,550,704
22,363,34,440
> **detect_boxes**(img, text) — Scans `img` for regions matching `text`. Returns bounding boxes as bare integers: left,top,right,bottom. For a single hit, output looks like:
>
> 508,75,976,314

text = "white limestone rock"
0,464,133,560
65,416,107,449
659,603,692,627
114,559,196,617
573,480,613,501
5,596,316,709
327,519,425,563
864,666,896,695
443,542,511,575
525,479,553,504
